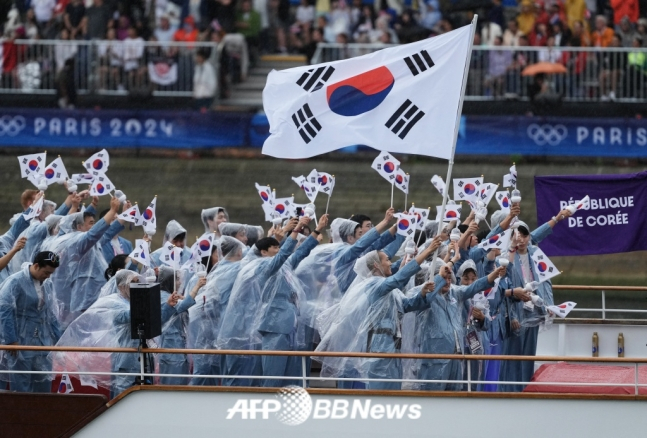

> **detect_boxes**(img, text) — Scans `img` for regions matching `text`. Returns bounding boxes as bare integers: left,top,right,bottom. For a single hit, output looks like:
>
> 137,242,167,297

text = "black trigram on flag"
385,99,425,139
403,50,435,76
292,103,322,144
296,66,335,92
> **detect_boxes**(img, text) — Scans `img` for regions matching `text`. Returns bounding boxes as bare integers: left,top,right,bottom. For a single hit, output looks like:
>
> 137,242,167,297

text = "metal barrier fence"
1,40,222,97
1,345,647,395
311,44,647,103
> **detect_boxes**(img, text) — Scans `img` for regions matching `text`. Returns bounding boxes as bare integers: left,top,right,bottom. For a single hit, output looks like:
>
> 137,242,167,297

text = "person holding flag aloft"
217,215,312,386
188,237,247,386
315,235,443,390
256,213,329,387
0,191,49,283
42,196,124,328
499,206,573,392
413,258,507,391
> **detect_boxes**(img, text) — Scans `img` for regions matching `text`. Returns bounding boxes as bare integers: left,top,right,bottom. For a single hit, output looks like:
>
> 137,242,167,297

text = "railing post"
601,290,606,320
466,359,471,393
301,356,307,389
635,363,639,396
139,351,145,385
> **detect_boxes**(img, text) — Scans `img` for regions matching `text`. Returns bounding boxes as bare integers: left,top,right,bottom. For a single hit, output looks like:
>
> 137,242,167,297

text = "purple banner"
534,171,647,256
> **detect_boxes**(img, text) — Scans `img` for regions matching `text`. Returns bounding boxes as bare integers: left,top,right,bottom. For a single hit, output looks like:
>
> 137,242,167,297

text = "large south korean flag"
262,23,473,160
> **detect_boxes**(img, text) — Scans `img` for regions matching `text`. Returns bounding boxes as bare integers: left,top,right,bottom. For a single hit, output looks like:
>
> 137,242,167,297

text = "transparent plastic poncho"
0,265,62,382
313,256,409,381
51,270,143,393
40,213,110,326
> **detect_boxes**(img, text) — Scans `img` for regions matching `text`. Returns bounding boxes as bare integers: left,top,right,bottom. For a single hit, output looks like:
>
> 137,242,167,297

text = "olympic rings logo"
527,124,567,146
0,116,27,137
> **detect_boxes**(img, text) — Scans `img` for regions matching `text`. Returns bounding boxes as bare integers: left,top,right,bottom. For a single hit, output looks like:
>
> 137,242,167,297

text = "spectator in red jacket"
174,16,199,43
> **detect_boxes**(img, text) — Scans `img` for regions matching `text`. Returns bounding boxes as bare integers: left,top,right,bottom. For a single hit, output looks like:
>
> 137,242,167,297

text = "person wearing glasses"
0,251,61,392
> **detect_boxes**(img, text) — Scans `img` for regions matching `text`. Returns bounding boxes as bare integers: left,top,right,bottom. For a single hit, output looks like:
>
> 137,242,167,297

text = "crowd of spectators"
0,0,646,104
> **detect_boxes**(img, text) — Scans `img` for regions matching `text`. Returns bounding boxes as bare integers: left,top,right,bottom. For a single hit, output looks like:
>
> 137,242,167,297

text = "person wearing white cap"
499,206,573,392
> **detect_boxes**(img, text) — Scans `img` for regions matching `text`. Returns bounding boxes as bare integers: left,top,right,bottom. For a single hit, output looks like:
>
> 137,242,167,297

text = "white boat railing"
552,285,647,320
2,345,647,396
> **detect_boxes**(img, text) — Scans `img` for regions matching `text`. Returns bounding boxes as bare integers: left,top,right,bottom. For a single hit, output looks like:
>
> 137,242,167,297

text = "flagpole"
416,207,431,247
390,182,394,208
404,193,407,212
430,15,478,275
325,175,334,215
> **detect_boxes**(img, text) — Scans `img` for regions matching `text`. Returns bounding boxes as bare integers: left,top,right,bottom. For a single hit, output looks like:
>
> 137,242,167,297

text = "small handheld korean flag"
84,149,110,176
43,157,69,185
394,168,409,194
58,374,74,394
18,152,46,178
262,203,282,223
255,183,274,206
503,164,517,188
371,151,400,184
139,197,157,234
304,169,320,202
478,229,512,251
495,190,511,213
70,173,95,185
531,248,560,282
317,172,335,196
431,175,445,196
436,203,462,223
182,243,202,273
477,277,501,300
262,23,473,159
566,195,590,214
89,174,114,196
129,239,151,267
196,232,215,257
410,206,430,230
160,242,182,270
547,301,577,318
119,204,141,224
476,182,498,207
394,212,417,237
23,195,44,220
273,196,295,219
453,177,483,203
292,203,309,217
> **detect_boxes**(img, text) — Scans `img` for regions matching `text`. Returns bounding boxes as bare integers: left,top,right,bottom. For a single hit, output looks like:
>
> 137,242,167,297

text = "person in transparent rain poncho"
349,213,405,258
218,223,249,246
217,216,310,387
0,192,49,284
201,206,229,235
295,208,400,329
0,251,62,392
314,236,442,390
456,259,493,391
8,188,76,275
245,225,265,248
499,210,572,392
51,270,144,399
41,197,125,328
157,266,207,385
257,214,329,388
410,258,506,391
188,237,246,386
150,220,192,268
